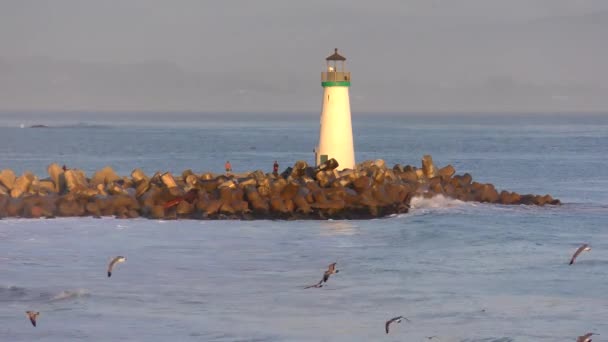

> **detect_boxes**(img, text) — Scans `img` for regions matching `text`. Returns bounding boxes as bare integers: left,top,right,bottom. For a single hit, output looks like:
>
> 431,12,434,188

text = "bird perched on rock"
577,332,598,342
26,311,39,327
385,315,409,334
107,256,126,277
570,244,591,265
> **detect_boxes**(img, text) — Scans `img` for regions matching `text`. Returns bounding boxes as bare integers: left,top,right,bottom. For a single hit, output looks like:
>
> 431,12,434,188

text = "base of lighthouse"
316,84,355,170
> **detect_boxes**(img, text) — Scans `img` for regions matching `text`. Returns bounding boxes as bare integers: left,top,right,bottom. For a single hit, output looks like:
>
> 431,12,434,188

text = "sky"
0,0,607,113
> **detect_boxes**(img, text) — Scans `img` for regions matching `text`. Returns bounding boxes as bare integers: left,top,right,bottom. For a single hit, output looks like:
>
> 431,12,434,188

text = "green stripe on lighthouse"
321,81,351,87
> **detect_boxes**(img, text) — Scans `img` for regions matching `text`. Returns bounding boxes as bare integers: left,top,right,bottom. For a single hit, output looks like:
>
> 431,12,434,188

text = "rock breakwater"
0,156,560,220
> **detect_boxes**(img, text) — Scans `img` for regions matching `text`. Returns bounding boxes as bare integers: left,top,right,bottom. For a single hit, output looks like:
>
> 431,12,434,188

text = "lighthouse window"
328,95,330,101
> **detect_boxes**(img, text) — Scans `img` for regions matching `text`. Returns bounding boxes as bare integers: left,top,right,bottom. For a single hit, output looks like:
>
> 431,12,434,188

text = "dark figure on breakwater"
273,161,279,176
225,161,232,175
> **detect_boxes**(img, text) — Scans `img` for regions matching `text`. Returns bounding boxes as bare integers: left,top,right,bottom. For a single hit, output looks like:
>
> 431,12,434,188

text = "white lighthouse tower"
315,48,355,170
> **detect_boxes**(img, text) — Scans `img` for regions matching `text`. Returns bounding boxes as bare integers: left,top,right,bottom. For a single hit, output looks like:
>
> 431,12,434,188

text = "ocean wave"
409,194,467,210
49,289,91,302
460,338,513,342
559,202,608,213
319,221,359,236
0,285,29,301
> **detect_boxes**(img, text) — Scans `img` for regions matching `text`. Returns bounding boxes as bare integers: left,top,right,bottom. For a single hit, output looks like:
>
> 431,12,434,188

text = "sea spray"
409,194,467,210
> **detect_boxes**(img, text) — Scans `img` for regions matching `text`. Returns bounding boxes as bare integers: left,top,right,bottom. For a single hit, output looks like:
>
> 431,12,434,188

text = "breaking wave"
49,289,91,302
409,194,467,210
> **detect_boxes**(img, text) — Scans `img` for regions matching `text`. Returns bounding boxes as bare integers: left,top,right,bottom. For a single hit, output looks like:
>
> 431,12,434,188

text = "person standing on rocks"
225,161,232,176
273,160,279,176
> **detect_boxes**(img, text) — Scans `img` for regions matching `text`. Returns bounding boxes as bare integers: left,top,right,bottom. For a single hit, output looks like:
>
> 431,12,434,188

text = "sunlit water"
1,112,608,341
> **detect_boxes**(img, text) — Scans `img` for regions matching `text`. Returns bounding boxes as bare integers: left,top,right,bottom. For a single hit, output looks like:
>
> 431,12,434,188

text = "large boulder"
453,173,473,188
370,166,386,184
91,166,121,186
315,170,336,188
110,194,140,215
10,172,36,198
437,165,455,180
201,199,222,216
131,168,148,183
160,172,178,189
64,169,88,193
37,180,56,195
0,169,16,190
475,183,499,203
499,191,521,205
270,178,287,194
257,179,271,197
149,205,166,219
421,155,437,178
399,170,418,183
293,194,312,214
176,200,195,216
57,195,85,217
317,158,339,172
0,195,8,217
47,163,64,192
311,199,345,211
371,184,393,206
6,197,24,217
198,179,220,193
352,175,371,194
280,182,299,201
244,186,269,213
392,164,404,173
291,160,309,177
269,196,289,214
22,195,56,218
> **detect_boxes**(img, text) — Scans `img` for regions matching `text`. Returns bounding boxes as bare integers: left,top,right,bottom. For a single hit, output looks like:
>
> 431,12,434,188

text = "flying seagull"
385,315,409,334
107,256,126,277
304,262,339,289
26,311,39,327
577,332,598,342
322,262,339,283
570,244,591,265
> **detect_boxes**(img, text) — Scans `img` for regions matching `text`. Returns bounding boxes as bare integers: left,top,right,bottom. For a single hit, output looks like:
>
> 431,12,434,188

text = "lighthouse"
315,48,355,170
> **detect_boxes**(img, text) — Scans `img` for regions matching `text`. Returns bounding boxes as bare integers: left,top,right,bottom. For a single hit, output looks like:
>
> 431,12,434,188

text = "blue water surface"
1,112,607,341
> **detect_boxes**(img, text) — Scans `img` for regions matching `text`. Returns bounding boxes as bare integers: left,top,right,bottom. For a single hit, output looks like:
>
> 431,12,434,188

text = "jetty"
0,155,560,220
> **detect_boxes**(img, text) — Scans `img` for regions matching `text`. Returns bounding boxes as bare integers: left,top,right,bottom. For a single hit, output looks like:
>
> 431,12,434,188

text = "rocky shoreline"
0,156,560,220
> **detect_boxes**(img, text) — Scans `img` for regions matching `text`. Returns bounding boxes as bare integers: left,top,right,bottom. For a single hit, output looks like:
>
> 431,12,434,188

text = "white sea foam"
50,289,91,302
409,194,467,210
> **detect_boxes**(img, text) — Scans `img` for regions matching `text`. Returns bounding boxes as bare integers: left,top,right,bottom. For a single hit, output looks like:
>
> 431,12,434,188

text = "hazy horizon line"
1,110,607,116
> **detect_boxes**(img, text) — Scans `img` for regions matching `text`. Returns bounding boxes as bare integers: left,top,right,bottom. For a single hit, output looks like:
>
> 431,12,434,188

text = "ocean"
1,112,607,341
